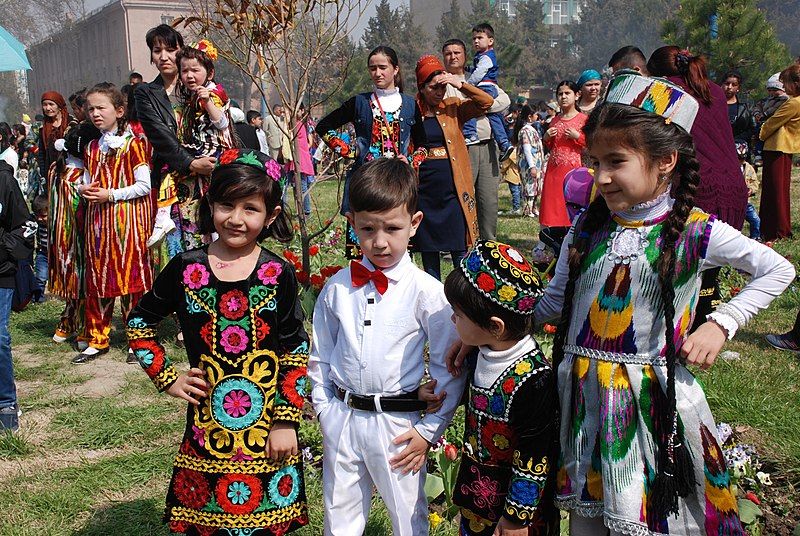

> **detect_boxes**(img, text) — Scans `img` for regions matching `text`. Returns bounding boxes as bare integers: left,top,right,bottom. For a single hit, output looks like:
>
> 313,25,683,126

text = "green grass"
2,170,800,534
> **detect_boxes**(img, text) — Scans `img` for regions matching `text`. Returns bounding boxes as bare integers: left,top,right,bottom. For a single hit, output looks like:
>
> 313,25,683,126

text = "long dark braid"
570,103,703,518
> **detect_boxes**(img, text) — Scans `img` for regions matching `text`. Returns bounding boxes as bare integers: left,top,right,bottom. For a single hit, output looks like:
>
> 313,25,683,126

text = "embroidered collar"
474,336,540,389
612,190,673,227
359,252,413,283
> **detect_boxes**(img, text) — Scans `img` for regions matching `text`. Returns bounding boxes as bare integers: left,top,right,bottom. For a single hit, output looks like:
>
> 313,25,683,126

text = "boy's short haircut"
32,195,48,217
246,110,262,124
442,38,467,53
348,158,418,214
472,23,494,38
444,268,532,340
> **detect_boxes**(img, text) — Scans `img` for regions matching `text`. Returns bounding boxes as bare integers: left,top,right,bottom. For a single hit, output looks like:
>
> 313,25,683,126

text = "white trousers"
319,396,429,536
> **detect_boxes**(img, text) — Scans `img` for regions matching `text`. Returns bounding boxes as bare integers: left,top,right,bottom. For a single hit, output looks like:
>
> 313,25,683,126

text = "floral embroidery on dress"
184,262,210,289
258,261,283,285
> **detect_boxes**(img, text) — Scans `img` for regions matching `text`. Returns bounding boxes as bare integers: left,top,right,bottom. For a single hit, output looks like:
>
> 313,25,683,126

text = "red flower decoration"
200,321,214,349
283,249,298,263
481,420,515,462
310,274,324,290
278,474,293,496
219,289,248,320
543,324,557,334
476,273,496,292
309,245,320,256
502,377,516,394
173,469,211,510
219,149,239,165
296,270,309,285
215,473,263,515
281,367,308,408
321,265,344,278
255,317,271,341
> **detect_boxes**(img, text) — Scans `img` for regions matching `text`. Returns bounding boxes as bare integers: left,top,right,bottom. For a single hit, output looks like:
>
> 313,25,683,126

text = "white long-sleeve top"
535,195,796,339
308,253,466,443
80,130,151,201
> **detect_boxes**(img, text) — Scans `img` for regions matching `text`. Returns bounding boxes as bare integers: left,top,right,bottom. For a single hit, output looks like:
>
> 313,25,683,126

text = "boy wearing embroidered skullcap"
444,240,559,536
308,157,466,535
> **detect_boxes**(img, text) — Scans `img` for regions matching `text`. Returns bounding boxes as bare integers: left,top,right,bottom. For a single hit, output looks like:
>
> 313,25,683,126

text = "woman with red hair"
37,92,74,181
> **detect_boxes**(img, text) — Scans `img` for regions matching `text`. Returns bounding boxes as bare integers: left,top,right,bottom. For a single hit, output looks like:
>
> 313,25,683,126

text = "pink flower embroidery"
220,325,248,354
231,447,254,462
220,290,248,320
183,263,210,290
473,394,488,411
223,390,252,418
192,425,205,447
257,261,283,285
518,296,536,311
265,160,282,181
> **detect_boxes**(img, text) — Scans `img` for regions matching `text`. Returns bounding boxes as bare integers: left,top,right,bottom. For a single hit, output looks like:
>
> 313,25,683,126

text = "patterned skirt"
556,353,745,536
48,165,85,299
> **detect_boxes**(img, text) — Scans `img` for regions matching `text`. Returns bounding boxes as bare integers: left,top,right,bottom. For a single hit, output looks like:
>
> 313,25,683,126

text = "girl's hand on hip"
266,423,298,461
166,368,209,405
680,321,727,370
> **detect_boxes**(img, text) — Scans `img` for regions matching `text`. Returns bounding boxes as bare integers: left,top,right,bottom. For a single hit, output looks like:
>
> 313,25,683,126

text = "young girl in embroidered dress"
127,148,309,535
72,83,154,364
534,72,795,535
444,240,560,536
149,39,235,248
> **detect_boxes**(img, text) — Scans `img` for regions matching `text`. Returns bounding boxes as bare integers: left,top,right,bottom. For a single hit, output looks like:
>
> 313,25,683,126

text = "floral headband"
217,148,285,187
194,39,218,61
459,240,544,315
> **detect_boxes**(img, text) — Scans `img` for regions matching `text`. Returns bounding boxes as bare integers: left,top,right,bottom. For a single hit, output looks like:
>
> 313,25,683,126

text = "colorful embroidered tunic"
453,336,560,535
127,247,310,535
537,195,754,535
84,132,154,297
48,154,85,299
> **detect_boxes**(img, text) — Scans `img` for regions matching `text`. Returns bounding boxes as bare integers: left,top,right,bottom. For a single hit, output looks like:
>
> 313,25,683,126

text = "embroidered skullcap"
604,70,699,132
577,69,602,88
416,55,445,88
459,240,544,315
766,73,784,91
216,148,285,188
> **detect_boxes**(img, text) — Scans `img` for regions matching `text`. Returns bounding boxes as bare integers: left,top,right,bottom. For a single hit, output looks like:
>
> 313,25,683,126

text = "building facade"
26,0,191,103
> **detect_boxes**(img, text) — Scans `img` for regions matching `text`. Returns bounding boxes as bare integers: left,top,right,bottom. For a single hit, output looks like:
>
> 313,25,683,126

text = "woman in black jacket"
134,25,217,252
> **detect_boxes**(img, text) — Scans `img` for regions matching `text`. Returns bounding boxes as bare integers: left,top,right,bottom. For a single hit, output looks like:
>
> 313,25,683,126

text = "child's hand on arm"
445,340,475,377
389,428,430,474
493,517,528,536
166,367,209,405
681,321,727,370
266,422,299,461
418,378,446,413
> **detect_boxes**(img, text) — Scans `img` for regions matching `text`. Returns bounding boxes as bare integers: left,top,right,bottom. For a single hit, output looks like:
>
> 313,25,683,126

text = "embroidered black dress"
453,338,560,535
127,247,309,535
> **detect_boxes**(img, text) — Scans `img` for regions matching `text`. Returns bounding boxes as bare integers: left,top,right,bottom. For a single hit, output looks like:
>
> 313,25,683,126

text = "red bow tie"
350,260,389,295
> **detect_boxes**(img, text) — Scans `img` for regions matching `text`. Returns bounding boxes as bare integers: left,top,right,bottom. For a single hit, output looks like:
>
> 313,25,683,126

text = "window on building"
545,0,575,25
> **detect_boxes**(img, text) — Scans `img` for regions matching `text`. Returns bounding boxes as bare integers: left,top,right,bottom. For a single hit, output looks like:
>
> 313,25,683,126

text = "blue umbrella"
0,24,31,72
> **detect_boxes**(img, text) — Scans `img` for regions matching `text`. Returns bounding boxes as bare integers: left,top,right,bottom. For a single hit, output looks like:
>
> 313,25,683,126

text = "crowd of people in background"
0,17,799,536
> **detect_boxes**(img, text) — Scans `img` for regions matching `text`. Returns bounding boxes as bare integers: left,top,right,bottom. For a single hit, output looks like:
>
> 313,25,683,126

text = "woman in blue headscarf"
576,69,602,113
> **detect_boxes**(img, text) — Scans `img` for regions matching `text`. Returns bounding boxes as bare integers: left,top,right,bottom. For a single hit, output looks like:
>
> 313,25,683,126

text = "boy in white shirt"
309,158,466,536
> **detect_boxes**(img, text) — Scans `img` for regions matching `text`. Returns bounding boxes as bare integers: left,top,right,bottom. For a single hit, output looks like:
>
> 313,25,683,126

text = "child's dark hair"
198,164,292,243
553,102,701,517
145,24,184,52
722,70,742,86
368,46,403,93
348,157,417,214
444,269,532,340
32,195,48,217
0,122,14,152
647,46,712,105
176,46,215,80
86,83,128,135
512,104,535,146
556,80,580,94
68,88,87,110
472,22,494,38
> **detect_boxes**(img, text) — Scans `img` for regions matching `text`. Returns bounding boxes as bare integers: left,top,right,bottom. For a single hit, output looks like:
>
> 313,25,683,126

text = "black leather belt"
334,386,426,412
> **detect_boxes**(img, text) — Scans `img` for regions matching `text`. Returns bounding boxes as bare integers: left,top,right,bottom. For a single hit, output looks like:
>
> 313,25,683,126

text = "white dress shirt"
309,253,466,442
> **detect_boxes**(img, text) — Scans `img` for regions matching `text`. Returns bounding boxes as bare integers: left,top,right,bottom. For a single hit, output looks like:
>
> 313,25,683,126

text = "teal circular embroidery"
210,377,265,431
268,466,300,508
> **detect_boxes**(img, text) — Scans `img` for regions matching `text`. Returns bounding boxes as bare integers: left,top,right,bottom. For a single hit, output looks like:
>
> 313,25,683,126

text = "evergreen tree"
506,0,569,88
361,0,434,91
436,0,470,45
572,0,678,73
662,0,791,95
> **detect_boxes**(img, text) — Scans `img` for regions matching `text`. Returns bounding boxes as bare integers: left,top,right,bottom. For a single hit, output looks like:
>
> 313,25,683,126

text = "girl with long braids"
535,73,794,535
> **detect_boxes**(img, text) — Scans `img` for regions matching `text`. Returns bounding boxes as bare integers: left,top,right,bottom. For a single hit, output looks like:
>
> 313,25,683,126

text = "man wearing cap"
576,69,603,113
441,38,510,241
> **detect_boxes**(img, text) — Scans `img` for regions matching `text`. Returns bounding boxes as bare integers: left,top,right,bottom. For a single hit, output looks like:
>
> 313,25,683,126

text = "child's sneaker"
464,136,480,146
147,208,176,247
126,348,138,364
0,405,19,432
499,145,514,162
765,333,800,353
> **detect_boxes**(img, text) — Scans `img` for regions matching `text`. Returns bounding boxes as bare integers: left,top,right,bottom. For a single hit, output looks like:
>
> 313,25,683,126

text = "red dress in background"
540,112,587,228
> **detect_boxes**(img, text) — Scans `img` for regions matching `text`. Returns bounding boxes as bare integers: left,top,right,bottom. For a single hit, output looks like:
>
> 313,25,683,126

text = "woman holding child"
413,55,493,280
